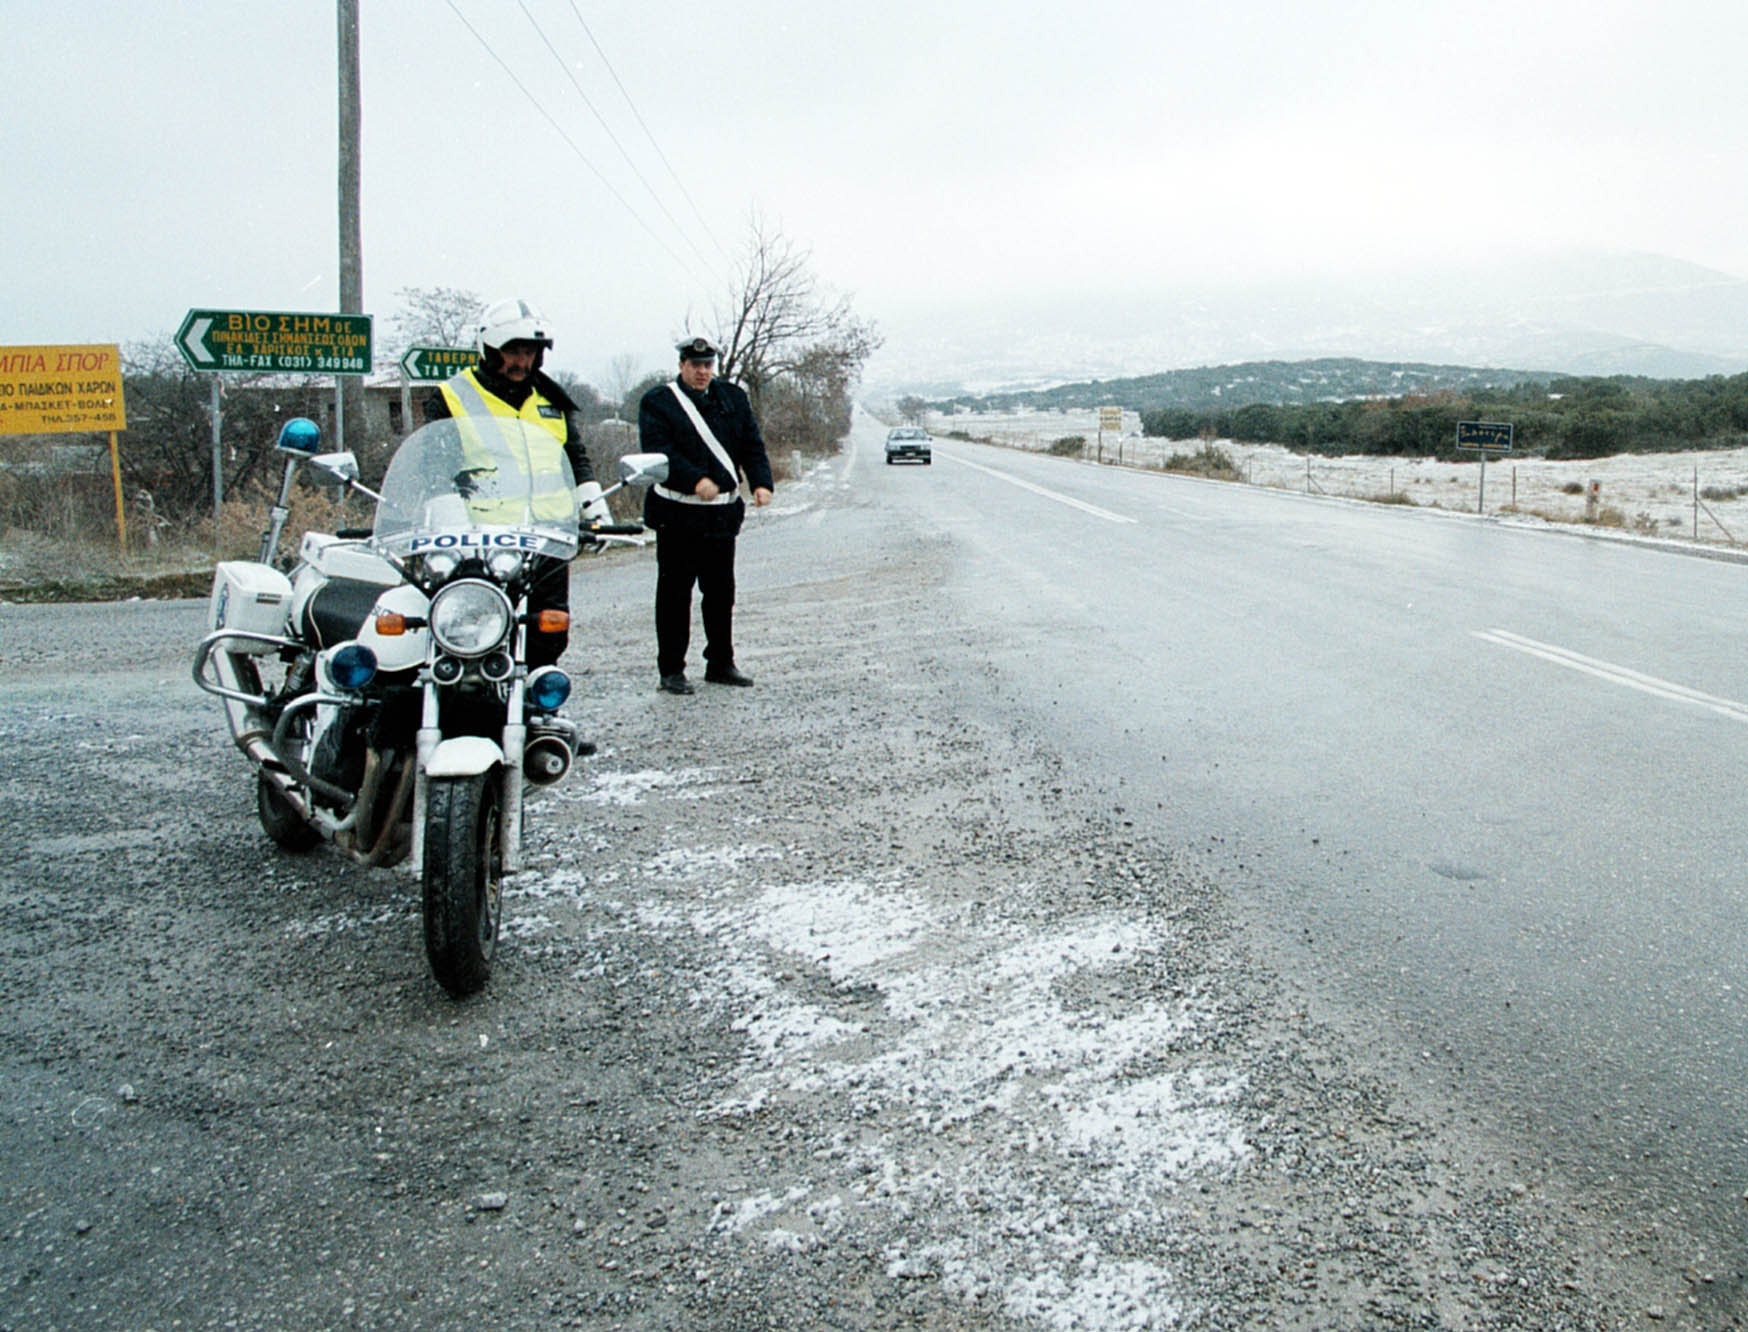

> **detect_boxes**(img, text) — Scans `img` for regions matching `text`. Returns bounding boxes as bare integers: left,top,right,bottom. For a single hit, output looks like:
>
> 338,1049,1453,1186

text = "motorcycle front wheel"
422,771,504,997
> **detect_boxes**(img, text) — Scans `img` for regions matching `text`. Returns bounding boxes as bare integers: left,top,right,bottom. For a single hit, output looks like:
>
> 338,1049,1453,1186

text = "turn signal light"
535,609,570,633
375,611,408,636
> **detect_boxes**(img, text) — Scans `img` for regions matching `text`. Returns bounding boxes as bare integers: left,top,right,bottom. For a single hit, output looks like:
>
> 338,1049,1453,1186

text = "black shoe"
704,666,755,687
658,673,695,695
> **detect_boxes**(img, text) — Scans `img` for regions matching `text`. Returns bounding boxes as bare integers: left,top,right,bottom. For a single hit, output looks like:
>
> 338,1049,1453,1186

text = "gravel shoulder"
0,450,1711,1329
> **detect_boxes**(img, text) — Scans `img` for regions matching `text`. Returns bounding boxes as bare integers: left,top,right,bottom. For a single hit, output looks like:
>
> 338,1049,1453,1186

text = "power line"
563,0,734,263
441,0,716,291
513,0,724,280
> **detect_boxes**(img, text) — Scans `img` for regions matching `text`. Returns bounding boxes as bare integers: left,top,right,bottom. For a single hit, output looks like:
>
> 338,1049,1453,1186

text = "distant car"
885,426,932,465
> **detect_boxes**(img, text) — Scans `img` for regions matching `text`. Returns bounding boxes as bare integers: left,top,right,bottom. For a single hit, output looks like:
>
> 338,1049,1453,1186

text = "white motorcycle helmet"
474,297,554,369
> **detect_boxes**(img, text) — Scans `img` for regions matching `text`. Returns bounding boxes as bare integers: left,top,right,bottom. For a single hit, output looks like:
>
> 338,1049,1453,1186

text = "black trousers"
654,527,737,676
526,556,570,669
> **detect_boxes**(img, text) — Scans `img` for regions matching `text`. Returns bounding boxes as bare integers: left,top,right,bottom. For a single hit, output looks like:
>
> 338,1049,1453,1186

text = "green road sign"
400,345,474,381
176,309,373,374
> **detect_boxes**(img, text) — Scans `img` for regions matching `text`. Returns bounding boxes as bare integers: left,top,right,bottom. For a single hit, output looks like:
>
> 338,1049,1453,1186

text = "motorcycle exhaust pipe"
522,734,573,786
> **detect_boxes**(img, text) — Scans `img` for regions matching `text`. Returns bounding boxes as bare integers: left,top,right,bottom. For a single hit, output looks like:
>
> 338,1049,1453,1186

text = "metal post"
336,0,365,452
108,431,128,553
209,375,224,543
1478,454,1487,514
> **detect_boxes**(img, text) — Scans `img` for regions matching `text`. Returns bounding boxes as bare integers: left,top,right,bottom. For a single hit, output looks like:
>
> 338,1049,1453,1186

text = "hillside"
930,358,1555,415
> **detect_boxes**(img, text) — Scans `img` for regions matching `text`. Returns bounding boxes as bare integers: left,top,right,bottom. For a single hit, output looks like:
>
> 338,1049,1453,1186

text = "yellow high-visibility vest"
439,369,573,523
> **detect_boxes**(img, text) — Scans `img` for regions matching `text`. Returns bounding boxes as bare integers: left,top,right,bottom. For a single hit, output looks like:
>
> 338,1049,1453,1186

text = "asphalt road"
2,413,1738,1329
874,427,1748,1293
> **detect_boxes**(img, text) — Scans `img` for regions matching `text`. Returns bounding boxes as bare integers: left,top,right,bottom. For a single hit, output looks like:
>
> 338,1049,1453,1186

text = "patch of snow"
559,766,722,807
640,855,1247,1328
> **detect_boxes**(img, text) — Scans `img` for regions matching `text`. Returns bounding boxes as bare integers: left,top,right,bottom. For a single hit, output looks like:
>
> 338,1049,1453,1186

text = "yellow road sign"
0,343,126,435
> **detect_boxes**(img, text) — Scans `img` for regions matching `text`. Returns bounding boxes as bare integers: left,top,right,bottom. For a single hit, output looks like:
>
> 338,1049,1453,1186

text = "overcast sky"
8,1,1748,386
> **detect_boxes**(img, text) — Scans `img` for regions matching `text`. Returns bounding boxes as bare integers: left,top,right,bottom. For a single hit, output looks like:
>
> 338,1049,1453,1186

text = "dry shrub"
1163,443,1241,480
0,466,117,540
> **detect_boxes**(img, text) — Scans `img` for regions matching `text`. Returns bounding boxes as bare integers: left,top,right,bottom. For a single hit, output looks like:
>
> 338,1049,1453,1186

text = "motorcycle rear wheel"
422,772,504,997
257,770,321,853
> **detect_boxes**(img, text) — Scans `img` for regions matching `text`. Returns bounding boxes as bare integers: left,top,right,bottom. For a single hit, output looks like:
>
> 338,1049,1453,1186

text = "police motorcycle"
193,414,665,995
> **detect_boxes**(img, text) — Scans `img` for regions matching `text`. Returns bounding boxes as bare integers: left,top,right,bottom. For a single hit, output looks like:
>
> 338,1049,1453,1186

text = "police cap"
676,336,720,363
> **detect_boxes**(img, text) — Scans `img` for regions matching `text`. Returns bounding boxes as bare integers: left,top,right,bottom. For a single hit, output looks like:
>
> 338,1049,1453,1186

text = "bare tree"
709,216,879,414
544,370,612,424
897,395,929,425
601,353,649,420
385,286,483,362
111,340,328,523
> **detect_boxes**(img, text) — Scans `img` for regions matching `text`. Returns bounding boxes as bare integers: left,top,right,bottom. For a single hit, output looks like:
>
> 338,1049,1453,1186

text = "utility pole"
336,0,365,451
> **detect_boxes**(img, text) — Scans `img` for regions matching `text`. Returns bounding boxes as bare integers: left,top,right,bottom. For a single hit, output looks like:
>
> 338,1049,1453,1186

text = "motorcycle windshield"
372,417,580,561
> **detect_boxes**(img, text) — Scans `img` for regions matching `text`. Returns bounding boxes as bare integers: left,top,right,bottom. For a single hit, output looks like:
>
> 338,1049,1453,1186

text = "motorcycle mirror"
617,452,670,486
307,451,360,487
275,417,323,456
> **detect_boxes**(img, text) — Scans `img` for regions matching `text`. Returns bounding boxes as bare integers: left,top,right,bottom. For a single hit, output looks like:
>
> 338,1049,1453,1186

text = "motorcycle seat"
303,576,389,650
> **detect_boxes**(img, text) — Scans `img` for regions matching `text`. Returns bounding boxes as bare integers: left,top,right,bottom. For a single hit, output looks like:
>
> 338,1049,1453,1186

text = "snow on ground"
536,759,1251,1329
634,842,1248,1329
932,408,1748,549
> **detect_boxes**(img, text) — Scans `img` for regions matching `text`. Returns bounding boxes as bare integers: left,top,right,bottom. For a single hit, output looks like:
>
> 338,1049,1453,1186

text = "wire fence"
927,410,1748,550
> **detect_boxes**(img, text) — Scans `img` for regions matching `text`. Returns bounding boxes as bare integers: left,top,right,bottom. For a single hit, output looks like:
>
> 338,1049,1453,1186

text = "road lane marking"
937,452,1138,524
1474,628,1748,724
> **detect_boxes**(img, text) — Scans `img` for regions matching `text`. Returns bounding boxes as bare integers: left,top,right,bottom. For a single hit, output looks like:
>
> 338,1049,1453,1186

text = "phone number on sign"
219,354,369,373
8,410,123,428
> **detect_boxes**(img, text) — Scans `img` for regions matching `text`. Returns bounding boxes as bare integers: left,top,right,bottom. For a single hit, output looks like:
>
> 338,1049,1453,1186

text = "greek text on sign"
1099,406,1123,431
1457,420,1513,451
0,344,126,436
177,309,373,374
400,346,474,382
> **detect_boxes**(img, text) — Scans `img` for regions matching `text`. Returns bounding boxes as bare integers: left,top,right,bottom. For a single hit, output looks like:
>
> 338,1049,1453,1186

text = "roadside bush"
1049,435,1086,457
0,466,116,540
1141,408,1203,440
1162,443,1241,480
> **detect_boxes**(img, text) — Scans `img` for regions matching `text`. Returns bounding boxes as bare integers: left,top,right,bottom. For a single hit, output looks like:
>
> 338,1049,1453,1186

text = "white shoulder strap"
668,382,739,481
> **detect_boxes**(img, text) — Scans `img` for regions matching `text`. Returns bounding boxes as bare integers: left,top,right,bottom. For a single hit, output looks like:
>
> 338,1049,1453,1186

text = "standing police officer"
638,336,773,694
424,297,609,670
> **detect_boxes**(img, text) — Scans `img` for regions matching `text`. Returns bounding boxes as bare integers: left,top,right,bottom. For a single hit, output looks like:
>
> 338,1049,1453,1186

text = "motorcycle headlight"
428,579,512,658
487,549,525,581
424,549,461,580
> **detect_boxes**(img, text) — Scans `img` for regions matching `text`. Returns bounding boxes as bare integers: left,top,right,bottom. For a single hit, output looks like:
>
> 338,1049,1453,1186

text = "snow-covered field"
930,408,1748,550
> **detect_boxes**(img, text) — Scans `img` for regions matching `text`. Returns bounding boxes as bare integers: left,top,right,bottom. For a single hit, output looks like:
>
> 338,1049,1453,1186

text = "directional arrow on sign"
399,345,474,382
180,315,216,366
